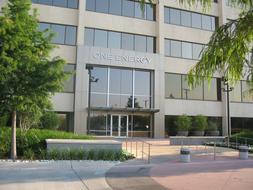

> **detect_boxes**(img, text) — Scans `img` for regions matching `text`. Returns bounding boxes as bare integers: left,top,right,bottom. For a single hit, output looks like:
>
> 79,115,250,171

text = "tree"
0,0,67,160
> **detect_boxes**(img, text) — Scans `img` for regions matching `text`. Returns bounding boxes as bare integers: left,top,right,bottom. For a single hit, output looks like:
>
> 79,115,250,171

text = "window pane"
164,7,170,23
170,9,181,25
51,24,65,44
39,23,50,31
182,42,192,59
192,13,201,29
121,95,132,108
134,96,150,109
181,10,191,27
147,37,154,53
109,68,121,93
91,67,108,93
146,4,154,21
68,0,78,8
182,75,203,100
109,95,121,107
135,1,145,19
120,69,132,94
65,26,76,45
84,28,94,46
135,35,146,52
211,17,216,31
108,31,121,49
121,33,134,50
38,0,52,5
96,0,109,13
231,82,241,102
91,93,107,107
164,39,170,56
94,29,108,48
86,0,95,11
165,73,181,99
203,78,218,100
63,64,75,92
135,70,150,96
109,0,121,15
202,15,212,30
170,40,181,57
192,43,203,60
242,81,253,102
122,0,134,17
53,0,67,7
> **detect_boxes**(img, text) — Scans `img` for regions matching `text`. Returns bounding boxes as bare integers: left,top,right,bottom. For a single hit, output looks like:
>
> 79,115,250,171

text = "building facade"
1,0,253,137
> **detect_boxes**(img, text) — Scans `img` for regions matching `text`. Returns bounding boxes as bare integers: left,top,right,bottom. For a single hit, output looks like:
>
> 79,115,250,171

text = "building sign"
93,52,151,64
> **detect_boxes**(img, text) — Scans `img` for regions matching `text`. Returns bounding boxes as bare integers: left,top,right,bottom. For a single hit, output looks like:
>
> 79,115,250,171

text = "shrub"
207,121,218,131
192,115,208,131
0,114,9,126
40,111,60,130
174,115,192,131
23,149,35,160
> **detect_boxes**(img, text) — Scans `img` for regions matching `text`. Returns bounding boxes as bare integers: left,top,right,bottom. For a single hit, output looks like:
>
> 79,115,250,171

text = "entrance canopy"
89,107,160,114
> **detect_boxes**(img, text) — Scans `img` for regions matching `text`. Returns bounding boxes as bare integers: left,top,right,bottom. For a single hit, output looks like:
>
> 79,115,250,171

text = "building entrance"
111,115,128,137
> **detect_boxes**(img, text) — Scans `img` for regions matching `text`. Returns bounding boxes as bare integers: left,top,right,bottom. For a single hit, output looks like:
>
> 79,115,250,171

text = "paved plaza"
0,140,253,190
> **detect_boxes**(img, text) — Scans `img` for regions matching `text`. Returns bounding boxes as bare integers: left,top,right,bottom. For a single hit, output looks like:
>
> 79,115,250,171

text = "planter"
206,130,220,136
177,131,188,136
191,131,205,136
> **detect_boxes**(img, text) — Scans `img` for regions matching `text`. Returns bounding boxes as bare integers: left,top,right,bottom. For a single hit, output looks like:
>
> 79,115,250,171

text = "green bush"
192,115,207,131
174,115,192,131
0,114,9,126
206,121,218,131
41,111,60,130
0,127,93,159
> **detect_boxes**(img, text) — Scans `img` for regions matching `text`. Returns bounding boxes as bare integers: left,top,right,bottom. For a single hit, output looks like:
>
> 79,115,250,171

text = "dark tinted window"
68,0,78,8
53,0,67,7
63,64,75,92
165,73,181,99
38,0,52,5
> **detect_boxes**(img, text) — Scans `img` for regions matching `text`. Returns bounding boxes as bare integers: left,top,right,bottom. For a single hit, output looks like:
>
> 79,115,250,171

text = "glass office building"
1,0,252,137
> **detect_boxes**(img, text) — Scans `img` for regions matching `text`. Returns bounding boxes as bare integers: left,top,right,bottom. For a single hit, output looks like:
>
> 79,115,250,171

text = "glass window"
135,1,145,19
94,29,108,48
242,81,253,102
109,0,121,15
65,26,76,45
51,24,65,44
134,96,150,109
90,113,107,135
108,31,121,49
211,17,216,31
203,78,218,100
96,0,109,13
181,10,191,27
39,23,50,32
86,0,95,11
164,39,170,56
68,0,78,8
182,75,203,100
84,28,94,46
120,69,132,94
91,94,107,107
109,68,121,94
121,33,134,50
192,43,203,60
63,64,75,92
182,42,192,59
170,9,181,25
132,115,151,137
147,37,154,53
122,0,134,17
53,0,67,7
202,15,212,30
192,13,202,29
135,70,150,96
91,67,108,93
38,0,52,5
109,95,121,107
146,3,154,21
121,95,132,108
164,7,170,23
170,40,181,57
231,81,241,102
135,35,147,52
165,73,181,99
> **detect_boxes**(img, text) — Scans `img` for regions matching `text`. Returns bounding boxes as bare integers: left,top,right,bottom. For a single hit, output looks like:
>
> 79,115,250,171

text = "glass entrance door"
110,115,128,137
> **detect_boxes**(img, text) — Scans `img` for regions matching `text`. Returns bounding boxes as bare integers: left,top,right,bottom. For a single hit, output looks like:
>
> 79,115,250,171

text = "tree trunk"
11,110,17,160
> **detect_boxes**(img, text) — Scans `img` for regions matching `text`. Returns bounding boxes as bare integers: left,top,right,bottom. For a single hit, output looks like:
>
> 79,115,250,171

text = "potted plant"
206,121,220,136
191,115,207,136
174,115,192,136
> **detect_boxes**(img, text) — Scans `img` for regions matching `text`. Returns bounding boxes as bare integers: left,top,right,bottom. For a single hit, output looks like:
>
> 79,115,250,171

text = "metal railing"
124,137,152,164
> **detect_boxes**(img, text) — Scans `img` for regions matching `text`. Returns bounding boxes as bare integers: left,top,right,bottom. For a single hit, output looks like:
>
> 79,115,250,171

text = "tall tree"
0,0,66,159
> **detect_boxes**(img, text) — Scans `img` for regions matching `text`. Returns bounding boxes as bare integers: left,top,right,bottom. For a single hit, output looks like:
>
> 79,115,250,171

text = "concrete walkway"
0,160,118,190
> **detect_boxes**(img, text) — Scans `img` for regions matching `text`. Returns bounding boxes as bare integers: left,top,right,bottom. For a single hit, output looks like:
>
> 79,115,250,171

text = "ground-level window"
231,117,253,134
164,115,222,137
57,112,74,132
89,112,152,138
